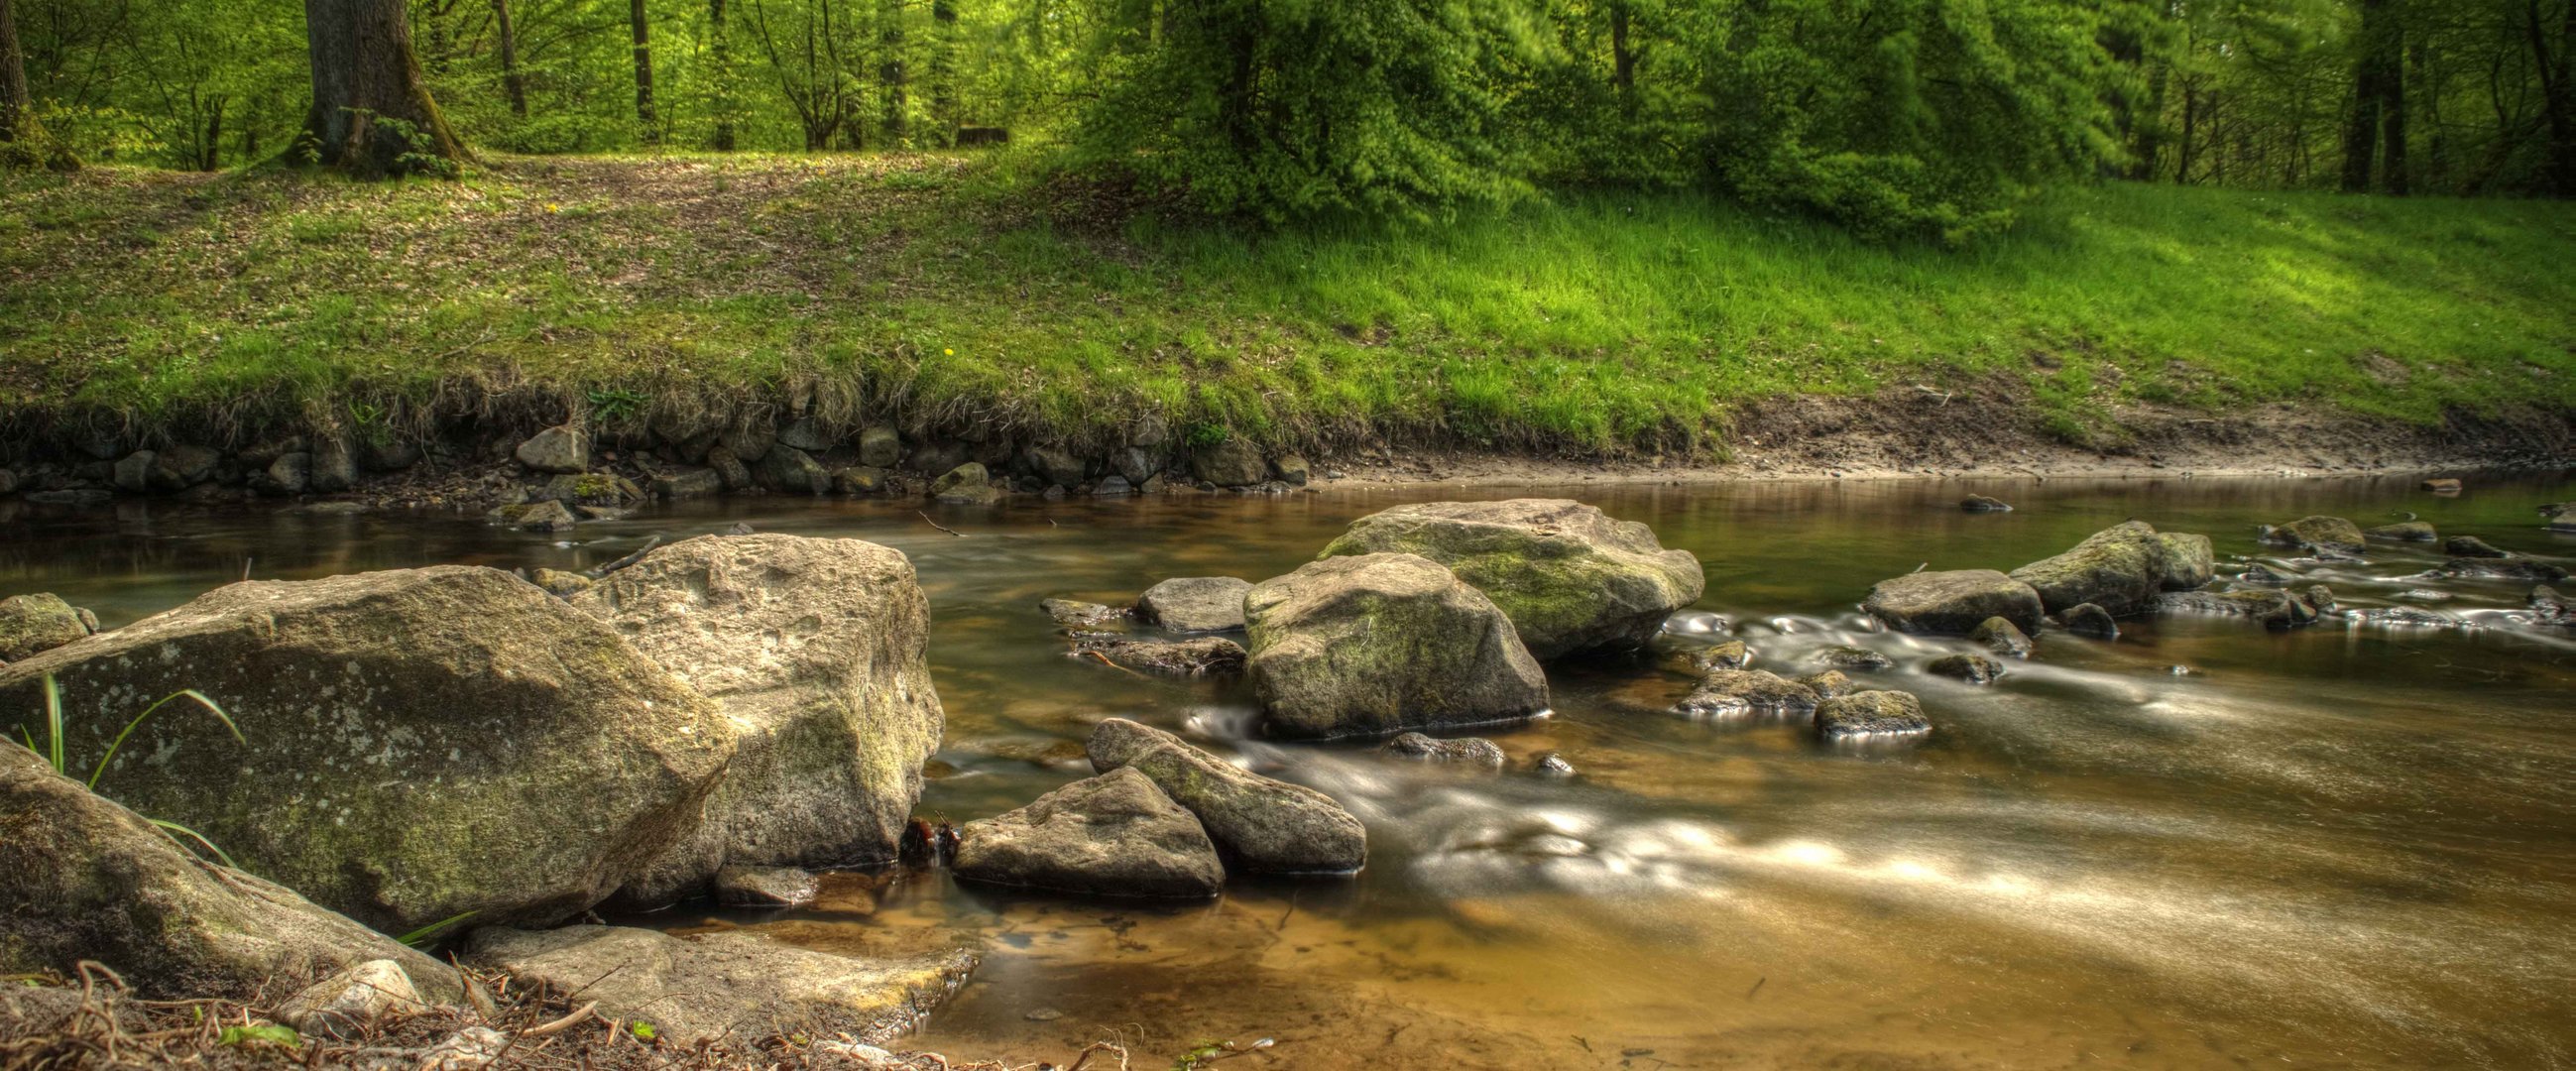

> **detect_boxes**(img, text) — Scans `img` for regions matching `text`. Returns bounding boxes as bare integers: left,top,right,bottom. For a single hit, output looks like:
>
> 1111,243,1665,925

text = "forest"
2,0,2572,238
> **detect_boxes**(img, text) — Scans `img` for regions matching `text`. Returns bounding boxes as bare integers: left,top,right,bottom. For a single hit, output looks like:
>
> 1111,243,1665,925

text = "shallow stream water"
6,474,2574,1069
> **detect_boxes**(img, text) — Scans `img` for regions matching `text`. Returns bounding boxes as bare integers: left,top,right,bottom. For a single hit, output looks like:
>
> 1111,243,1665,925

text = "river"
5,473,2572,1069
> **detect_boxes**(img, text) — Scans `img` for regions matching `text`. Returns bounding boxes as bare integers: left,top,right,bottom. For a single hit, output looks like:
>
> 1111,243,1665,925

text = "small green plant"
631,1021,657,1043
21,674,245,868
217,1023,300,1050
397,910,479,949
1181,422,1228,449
586,387,649,423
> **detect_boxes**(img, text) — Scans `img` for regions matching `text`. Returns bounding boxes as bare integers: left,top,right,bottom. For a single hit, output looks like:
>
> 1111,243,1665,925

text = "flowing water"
6,474,2575,1069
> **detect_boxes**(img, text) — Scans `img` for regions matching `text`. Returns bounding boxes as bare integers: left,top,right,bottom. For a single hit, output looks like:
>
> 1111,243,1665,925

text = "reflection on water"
7,474,2575,1068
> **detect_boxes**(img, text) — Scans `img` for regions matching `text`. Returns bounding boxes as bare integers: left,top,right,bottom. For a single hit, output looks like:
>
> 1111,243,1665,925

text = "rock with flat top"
1815,691,1931,739
1863,569,2044,635
1320,499,1704,659
1674,669,1815,717
2262,516,2368,554
951,768,1224,898
468,925,973,1046
1244,554,1549,739
1134,576,1254,633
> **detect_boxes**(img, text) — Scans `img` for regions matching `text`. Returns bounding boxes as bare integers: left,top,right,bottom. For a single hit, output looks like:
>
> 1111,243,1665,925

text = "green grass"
2,151,2571,453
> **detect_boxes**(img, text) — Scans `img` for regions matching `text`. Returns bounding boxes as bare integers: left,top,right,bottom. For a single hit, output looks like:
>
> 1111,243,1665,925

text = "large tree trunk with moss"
0,0,32,143
301,0,466,176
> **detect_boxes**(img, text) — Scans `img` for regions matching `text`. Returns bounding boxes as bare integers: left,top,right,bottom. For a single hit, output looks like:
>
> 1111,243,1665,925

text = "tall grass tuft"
20,673,245,868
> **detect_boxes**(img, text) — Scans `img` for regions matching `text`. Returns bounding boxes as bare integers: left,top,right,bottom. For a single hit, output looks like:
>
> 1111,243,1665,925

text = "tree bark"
493,0,527,117
710,0,736,149
2531,0,2576,196
928,0,955,145
632,0,659,143
300,0,467,176
2341,0,2403,193
878,0,906,146
0,0,32,144
1608,1,1636,116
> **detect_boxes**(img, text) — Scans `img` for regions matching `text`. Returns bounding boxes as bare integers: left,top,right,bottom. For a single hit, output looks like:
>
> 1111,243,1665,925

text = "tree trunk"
493,0,527,117
632,0,658,144
300,0,467,177
0,0,32,144
928,0,956,146
2532,0,2576,196
2341,0,2403,193
710,0,735,149
878,0,906,146
1609,1,1635,116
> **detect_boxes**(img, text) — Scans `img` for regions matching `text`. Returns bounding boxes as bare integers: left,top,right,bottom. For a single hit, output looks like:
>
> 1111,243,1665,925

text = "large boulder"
0,566,731,934
1244,553,1550,739
2008,521,2209,616
1134,576,1253,632
571,535,943,905
0,593,90,661
1861,569,2044,636
1089,718,1366,874
951,767,1225,898
467,925,974,1046
2261,516,2368,555
0,743,463,1002
1319,499,1704,659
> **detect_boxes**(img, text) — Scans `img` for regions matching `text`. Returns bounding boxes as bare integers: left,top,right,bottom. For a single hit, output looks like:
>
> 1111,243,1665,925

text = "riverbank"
4,154,2575,468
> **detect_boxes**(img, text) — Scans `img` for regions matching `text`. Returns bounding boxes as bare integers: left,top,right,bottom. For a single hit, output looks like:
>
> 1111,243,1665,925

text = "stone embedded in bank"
514,424,590,474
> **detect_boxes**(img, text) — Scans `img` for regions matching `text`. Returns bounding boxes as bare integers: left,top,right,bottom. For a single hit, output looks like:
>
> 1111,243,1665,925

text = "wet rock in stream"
1040,597,1129,629
1862,568,2045,635
1245,553,1550,739
2010,521,2215,616
1960,494,2014,512
2261,515,2368,555
1925,654,2005,684
1385,732,1508,770
1797,669,1856,700
2425,557,2571,583
1970,615,2035,657
1090,718,1367,874
1319,498,1704,659
951,767,1226,898
714,865,822,907
2445,536,2508,558
2368,521,2439,542
466,925,975,1045
2160,588,2330,631
1070,635,1246,677
1811,646,1895,671
1815,690,1932,739
1674,669,1818,717
1657,638,1752,674
1133,575,1255,633
2059,602,2121,639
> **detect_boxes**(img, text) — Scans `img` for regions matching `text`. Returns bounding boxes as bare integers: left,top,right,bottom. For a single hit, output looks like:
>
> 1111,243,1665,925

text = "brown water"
6,475,2575,1069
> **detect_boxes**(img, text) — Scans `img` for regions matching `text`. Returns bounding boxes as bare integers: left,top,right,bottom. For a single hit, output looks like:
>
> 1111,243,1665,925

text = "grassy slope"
2,152,2572,453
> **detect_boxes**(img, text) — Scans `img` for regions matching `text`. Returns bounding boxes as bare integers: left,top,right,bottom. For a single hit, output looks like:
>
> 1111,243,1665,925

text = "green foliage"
23,673,246,868
398,911,480,949
216,1023,300,1050
1078,0,1546,223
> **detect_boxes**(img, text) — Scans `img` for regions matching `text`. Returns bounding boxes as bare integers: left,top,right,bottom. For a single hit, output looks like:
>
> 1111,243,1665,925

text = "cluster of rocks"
2,533,962,1045
952,719,1367,897
0,414,1328,520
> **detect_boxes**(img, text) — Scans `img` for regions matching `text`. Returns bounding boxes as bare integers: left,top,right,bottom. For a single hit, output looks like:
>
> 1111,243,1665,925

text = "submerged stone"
2261,516,2367,555
2367,521,2439,542
2445,536,2507,558
1385,732,1507,770
1071,635,1246,677
1674,669,1817,717
1969,616,2035,657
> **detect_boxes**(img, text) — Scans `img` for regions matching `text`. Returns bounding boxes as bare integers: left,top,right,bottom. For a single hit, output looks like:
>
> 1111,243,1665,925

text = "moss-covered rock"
1319,499,1704,659
2008,521,2211,616
1384,732,1506,769
0,743,464,1002
1657,639,1751,675
1969,616,2035,657
2060,602,2121,638
1188,438,1269,488
1244,553,1549,739
951,767,1225,898
540,473,641,507
930,463,998,505
1673,669,1816,717
2367,521,2439,542
1862,569,2043,635
1089,718,1365,874
758,444,832,495
467,925,974,1046
529,568,594,598
1815,690,1931,739
572,536,943,907
1925,654,2004,684
0,593,90,661
2261,516,2368,554
1070,636,1246,677
0,566,730,934
2158,588,2325,631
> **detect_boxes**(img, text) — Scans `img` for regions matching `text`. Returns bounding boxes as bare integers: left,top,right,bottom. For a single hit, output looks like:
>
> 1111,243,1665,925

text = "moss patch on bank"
2,153,2573,453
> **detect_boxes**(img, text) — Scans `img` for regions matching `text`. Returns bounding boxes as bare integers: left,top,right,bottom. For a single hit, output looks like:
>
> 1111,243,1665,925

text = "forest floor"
2,151,2574,471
